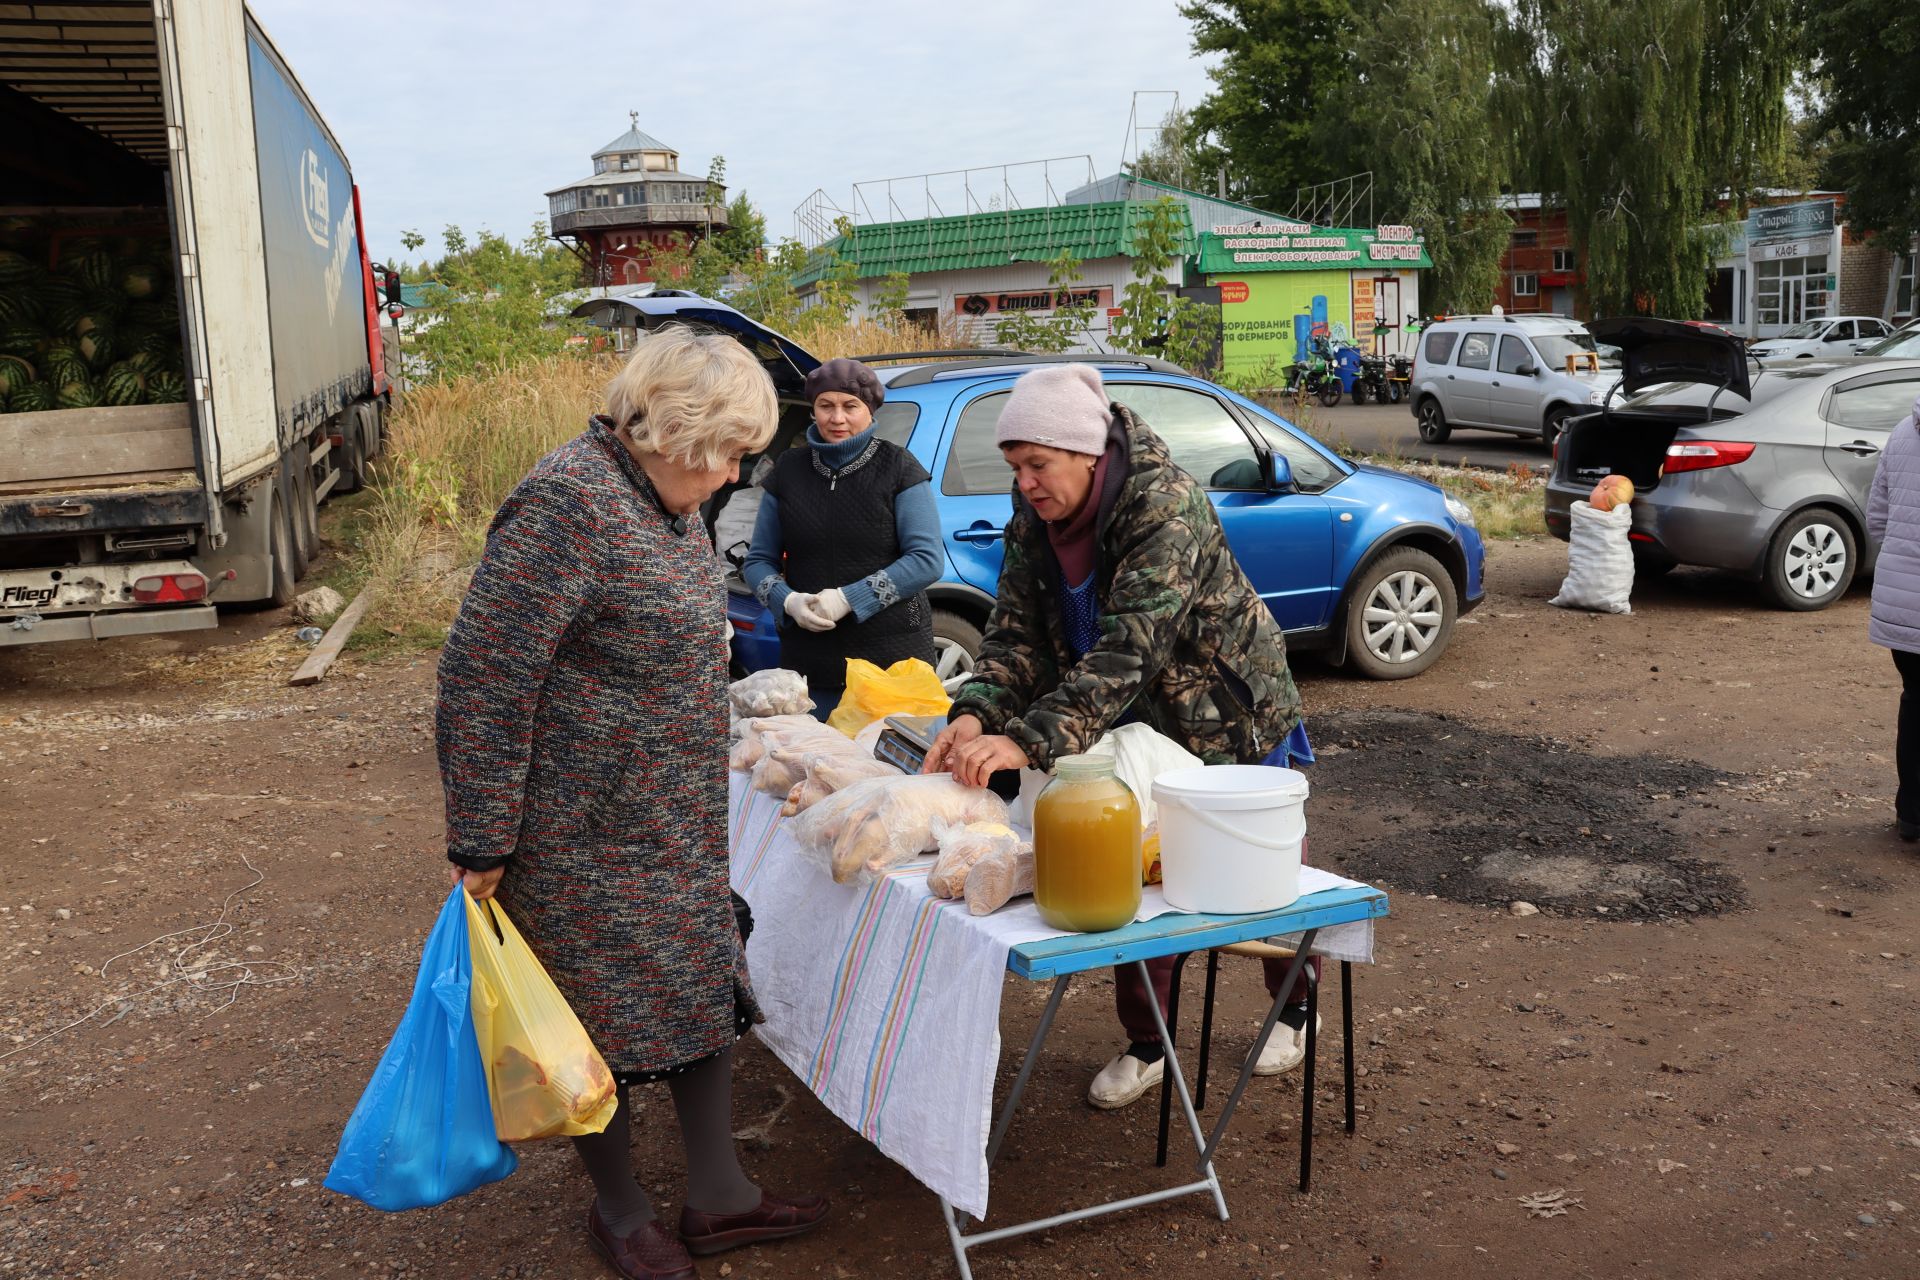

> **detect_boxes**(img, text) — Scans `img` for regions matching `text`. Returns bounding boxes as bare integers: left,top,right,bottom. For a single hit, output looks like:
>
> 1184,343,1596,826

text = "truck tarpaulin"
245,21,371,448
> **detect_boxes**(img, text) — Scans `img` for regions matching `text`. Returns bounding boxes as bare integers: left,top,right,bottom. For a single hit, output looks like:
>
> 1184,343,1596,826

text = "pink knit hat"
994,364,1113,457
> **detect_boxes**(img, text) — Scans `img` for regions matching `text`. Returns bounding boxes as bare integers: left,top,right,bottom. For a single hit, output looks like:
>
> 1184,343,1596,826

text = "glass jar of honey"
1032,754,1141,933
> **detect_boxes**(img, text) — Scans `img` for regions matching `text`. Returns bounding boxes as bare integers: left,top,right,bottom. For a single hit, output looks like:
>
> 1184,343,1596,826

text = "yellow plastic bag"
825,657,951,737
463,893,618,1141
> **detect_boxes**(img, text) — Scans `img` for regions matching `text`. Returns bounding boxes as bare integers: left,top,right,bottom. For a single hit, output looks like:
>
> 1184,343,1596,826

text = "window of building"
1512,274,1539,297
1897,252,1916,318
1511,229,1539,247
1457,333,1495,370
1552,248,1576,273
1423,329,1459,365
623,261,641,285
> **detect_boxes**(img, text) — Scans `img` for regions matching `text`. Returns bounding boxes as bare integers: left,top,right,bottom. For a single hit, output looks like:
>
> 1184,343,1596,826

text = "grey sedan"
1545,317,1920,610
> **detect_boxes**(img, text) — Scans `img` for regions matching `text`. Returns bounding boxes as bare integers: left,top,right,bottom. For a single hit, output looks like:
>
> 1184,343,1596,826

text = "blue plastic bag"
325,888,518,1210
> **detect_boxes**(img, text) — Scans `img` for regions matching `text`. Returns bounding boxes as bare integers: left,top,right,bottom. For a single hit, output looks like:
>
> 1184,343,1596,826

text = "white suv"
1748,316,1894,360
1409,314,1620,448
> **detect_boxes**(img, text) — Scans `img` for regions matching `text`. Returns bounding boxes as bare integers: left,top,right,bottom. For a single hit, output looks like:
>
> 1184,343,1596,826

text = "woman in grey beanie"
742,357,943,717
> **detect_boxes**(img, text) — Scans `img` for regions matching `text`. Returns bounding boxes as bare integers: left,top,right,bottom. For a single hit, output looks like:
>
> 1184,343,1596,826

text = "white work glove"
784,591,836,633
815,587,853,624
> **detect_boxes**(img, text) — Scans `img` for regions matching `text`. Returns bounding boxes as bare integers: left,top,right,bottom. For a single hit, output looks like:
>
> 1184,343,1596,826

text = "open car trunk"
1560,317,1755,492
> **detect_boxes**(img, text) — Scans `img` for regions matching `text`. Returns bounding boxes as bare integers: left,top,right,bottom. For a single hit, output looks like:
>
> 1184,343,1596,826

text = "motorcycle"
1286,343,1343,408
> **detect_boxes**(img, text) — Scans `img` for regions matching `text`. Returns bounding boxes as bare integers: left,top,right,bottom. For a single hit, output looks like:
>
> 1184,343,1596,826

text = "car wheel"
1763,508,1856,611
1541,405,1573,450
931,609,982,690
1342,546,1457,680
1318,382,1342,408
1416,397,1451,444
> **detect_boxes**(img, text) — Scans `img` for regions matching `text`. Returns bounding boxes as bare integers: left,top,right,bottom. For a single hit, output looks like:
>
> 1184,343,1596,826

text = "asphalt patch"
1310,710,1744,920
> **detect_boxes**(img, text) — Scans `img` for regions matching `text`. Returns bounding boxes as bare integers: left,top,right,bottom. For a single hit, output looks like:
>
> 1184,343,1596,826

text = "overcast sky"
247,0,1222,268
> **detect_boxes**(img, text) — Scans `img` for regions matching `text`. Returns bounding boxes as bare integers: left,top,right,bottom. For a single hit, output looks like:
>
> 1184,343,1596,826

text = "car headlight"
1444,496,1475,526
1587,387,1607,404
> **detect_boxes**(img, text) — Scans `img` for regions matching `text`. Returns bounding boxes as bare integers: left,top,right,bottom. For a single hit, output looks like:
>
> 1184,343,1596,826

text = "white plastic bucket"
1152,765,1309,914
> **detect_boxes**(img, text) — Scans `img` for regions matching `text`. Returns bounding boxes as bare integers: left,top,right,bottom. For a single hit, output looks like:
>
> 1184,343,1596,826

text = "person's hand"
948,734,1029,789
815,587,853,623
922,714,984,775
784,591,836,633
449,864,504,901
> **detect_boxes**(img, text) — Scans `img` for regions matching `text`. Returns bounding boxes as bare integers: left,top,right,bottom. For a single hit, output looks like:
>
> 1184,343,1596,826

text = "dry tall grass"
353,314,974,641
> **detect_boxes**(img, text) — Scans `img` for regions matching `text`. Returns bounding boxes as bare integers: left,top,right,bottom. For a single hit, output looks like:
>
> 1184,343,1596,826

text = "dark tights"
570,1047,760,1235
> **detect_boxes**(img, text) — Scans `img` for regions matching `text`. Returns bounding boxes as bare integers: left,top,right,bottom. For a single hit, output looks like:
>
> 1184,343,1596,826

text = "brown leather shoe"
584,1203,695,1280
677,1190,830,1256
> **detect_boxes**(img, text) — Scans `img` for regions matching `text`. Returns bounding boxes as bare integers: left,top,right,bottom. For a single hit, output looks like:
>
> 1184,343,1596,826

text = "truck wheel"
289,446,318,571
334,409,368,495
268,493,298,608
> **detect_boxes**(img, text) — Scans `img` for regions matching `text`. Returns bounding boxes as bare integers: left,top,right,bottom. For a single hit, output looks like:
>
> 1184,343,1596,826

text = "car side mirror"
1265,452,1296,493
1518,362,1539,377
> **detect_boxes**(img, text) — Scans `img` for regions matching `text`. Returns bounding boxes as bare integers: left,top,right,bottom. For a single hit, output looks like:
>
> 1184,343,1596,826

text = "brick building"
1492,192,1917,339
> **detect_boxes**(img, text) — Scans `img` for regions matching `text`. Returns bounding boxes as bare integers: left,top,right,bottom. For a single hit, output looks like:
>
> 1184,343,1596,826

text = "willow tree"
1504,0,1800,317
1323,0,1512,313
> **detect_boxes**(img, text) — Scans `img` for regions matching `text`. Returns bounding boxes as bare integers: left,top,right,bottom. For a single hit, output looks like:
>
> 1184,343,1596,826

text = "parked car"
1748,316,1895,360
585,299,1490,683
1862,323,1920,359
1409,314,1620,448
1545,317,1920,610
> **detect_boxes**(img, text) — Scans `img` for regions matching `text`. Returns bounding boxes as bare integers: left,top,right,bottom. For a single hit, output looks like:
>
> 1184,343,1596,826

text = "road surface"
1266,398,1554,472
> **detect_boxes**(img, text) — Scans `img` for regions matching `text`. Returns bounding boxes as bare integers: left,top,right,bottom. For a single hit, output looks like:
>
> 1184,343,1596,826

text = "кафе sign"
956,287,1113,316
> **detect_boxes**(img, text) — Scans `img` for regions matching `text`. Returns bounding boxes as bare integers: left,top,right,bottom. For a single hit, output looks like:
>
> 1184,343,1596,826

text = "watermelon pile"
0,215,188,415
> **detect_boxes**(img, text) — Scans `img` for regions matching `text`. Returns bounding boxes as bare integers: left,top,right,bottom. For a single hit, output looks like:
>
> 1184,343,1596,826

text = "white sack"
1550,500,1635,615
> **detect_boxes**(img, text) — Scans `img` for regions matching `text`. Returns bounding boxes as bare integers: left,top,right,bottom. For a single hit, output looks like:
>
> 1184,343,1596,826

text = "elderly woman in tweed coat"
437,328,828,1280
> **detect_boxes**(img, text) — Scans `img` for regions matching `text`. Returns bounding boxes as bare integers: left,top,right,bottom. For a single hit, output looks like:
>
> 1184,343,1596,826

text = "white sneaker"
1252,1014,1321,1077
1087,1051,1164,1109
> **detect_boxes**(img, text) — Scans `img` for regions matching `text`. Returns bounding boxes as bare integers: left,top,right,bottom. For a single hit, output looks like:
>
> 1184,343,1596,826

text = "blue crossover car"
581,294,1487,681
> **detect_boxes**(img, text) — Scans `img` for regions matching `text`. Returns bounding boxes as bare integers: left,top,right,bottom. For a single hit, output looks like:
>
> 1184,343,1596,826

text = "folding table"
942,885,1389,1280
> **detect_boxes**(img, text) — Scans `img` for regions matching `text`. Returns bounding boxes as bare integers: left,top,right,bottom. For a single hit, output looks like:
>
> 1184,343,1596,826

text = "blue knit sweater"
741,425,943,621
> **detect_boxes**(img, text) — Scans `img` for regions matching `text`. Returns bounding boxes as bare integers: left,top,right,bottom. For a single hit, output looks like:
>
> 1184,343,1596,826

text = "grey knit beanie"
994,364,1113,456
803,357,884,411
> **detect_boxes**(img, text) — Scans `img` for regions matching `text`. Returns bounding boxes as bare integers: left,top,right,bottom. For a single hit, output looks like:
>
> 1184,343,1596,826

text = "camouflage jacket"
951,403,1304,770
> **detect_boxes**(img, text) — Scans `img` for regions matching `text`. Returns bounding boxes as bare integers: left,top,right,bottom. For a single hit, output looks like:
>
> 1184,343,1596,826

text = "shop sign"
1749,200,1835,245
1199,227,1432,273
1754,236,1824,262
1219,281,1250,304
956,287,1112,316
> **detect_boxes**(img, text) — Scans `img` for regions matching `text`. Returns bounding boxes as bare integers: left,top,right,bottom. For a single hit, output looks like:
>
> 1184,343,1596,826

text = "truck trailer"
0,0,389,644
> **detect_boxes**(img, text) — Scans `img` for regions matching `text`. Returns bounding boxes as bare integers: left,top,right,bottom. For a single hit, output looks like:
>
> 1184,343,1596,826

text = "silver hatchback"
1545,317,1920,610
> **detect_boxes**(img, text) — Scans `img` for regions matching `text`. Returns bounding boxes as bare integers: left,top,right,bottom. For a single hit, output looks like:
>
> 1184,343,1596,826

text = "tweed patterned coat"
436,417,758,1076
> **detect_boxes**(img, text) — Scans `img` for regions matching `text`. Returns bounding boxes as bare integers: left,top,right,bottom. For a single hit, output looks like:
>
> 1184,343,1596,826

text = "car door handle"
1839,441,1881,457
952,523,1005,545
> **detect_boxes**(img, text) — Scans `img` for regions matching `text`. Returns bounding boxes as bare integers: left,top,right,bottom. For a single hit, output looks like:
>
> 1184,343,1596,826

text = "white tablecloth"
728,774,1376,1219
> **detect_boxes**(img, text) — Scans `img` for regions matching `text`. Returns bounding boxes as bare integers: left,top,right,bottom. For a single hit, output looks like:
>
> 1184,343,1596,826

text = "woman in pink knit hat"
924,362,1318,1110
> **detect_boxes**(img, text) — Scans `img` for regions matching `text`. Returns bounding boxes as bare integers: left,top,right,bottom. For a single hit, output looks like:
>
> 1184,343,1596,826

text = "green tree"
1126,104,1229,195
875,271,913,324
1182,0,1357,210
714,192,769,266
1502,0,1801,317
1110,199,1221,373
409,223,589,381
1805,0,1920,246
1323,0,1511,313
994,252,1098,353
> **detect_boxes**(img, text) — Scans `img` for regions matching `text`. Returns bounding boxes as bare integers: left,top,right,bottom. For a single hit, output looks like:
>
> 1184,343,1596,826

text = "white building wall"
851,257,1182,353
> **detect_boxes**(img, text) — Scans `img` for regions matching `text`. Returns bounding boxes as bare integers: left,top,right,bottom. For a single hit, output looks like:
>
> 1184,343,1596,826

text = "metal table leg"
1299,964,1318,1194
1195,949,1221,1110
940,961,1229,1277
1342,960,1356,1134
1154,952,1190,1168
1197,928,1319,1171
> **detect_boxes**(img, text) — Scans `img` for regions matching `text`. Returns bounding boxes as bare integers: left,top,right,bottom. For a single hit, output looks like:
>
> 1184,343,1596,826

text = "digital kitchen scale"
872,713,1022,800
